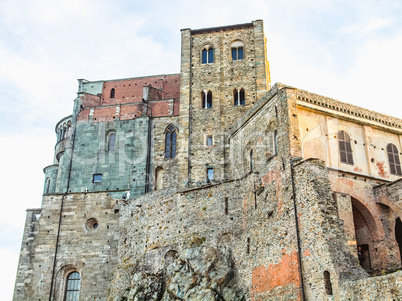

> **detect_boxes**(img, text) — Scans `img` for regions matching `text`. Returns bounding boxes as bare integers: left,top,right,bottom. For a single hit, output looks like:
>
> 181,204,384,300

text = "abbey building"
13,20,402,300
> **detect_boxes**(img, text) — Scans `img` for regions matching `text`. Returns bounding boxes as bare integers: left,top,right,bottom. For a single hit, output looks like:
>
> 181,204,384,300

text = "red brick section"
251,250,301,300
102,74,180,105
77,74,181,122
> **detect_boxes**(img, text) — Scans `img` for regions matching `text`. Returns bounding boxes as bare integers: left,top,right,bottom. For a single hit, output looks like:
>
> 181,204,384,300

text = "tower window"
165,125,177,158
110,88,115,98
234,88,245,105
274,130,278,155
108,133,116,151
201,91,213,108
64,272,80,301
93,174,102,183
201,47,214,64
387,143,402,175
338,131,354,165
250,150,254,171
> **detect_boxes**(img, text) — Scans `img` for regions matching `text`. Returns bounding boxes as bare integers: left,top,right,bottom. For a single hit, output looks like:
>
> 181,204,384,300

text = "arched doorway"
351,197,377,272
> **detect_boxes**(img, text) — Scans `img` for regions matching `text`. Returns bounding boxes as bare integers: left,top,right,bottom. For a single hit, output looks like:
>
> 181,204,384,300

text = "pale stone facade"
14,20,402,301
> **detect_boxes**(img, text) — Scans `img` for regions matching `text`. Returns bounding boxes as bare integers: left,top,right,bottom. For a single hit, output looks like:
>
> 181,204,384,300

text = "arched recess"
52,265,80,301
264,118,277,158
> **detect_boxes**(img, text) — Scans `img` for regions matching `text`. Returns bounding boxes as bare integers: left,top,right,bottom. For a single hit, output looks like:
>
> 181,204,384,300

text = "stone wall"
13,192,120,301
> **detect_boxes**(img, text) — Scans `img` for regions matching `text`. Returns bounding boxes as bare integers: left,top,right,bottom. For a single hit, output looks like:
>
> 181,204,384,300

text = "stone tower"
178,20,271,185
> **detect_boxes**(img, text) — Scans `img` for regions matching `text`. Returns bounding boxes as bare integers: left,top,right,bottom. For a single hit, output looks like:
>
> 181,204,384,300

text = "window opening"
93,174,102,183
234,89,245,105
247,237,250,254
224,197,228,214
338,131,354,164
207,167,214,183
206,136,213,146
323,271,333,295
202,91,213,108
201,47,214,64
64,272,80,301
108,133,116,151
110,88,115,98
387,143,402,175
232,47,244,60
165,125,177,158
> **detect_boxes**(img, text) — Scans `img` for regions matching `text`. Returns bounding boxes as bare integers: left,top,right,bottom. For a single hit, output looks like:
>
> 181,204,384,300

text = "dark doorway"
357,244,371,271
396,218,402,264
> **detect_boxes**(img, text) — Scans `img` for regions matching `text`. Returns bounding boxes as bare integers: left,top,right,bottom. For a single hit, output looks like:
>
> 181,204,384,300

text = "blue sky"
1,0,402,299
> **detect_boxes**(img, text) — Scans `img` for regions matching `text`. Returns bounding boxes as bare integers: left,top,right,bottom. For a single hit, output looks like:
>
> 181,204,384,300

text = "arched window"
234,88,245,105
338,131,353,164
155,167,164,190
66,121,71,137
231,40,244,61
64,272,80,301
387,143,402,175
110,88,115,98
165,125,177,158
108,133,116,151
201,47,214,64
201,91,213,108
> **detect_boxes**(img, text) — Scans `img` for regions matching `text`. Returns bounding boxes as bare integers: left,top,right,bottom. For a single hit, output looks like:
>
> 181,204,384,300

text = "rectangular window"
206,136,213,146
93,174,102,183
207,168,214,181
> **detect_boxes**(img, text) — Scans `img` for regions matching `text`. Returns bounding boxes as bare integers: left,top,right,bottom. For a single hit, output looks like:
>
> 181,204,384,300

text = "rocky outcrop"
121,246,245,301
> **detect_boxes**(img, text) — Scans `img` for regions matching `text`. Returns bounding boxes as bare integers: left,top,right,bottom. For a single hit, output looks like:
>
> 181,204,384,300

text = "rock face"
121,246,244,301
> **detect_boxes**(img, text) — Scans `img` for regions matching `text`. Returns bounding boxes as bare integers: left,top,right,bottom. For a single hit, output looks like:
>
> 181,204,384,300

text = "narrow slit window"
110,88,115,98
250,150,254,171
338,131,354,165
323,271,333,295
247,237,250,254
224,197,228,214
274,130,278,155
387,143,402,175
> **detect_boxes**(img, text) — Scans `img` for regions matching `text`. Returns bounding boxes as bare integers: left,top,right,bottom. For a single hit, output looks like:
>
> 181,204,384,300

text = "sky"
1,0,402,299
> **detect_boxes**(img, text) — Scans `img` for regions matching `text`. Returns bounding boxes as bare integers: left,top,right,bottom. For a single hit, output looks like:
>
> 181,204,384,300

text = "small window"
110,88,115,98
206,136,213,146
234,89,245,105
165,125,177,158
338,131,354,165
201,91,213,108
201,47,214,64
64,272,80,301
207,167,214,182
387,143,402,175
93,174,102,183
108,133,116,151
